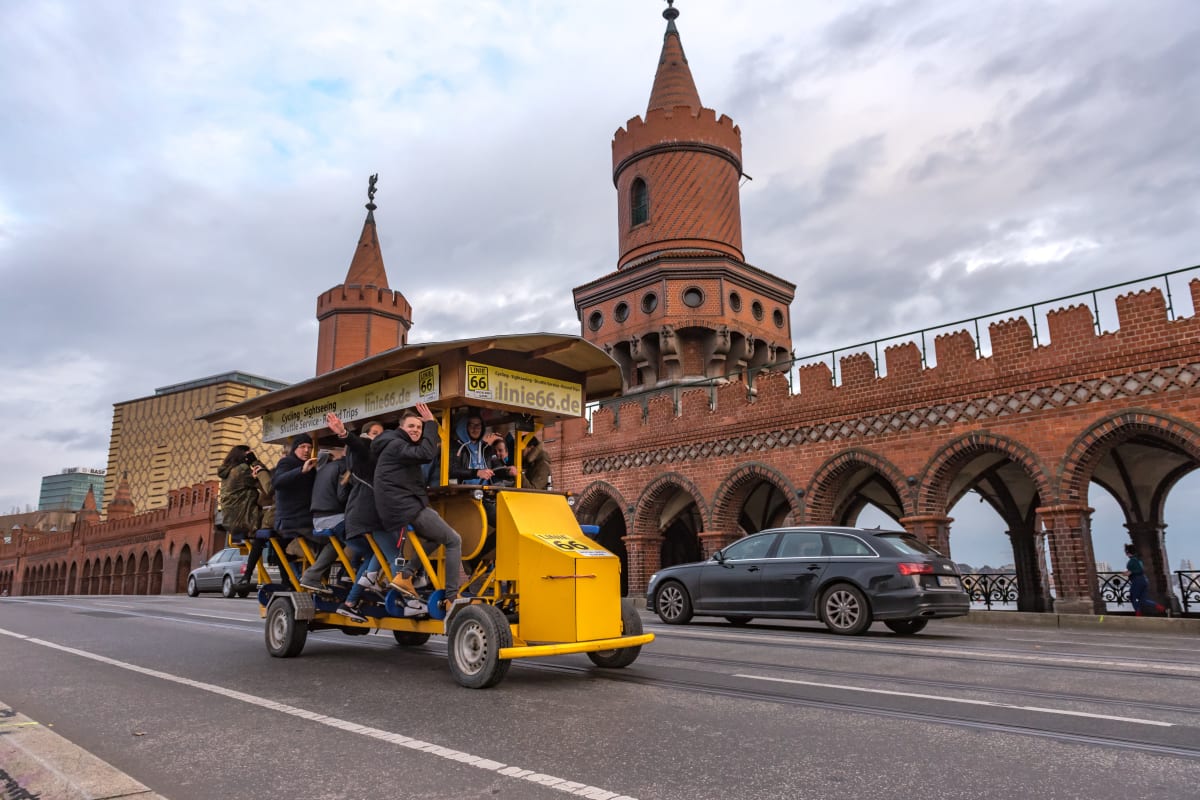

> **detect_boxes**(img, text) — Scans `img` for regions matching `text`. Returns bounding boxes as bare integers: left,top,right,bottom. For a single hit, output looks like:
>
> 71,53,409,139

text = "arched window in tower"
631,178,649,226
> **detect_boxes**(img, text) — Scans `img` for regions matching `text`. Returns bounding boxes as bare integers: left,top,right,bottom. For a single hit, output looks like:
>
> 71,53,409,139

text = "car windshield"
876,533,938,556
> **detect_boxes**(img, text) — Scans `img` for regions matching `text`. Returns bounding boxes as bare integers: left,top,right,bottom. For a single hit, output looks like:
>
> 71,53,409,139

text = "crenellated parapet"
575,282,1200,444
316,284,412,321
612,105,742,178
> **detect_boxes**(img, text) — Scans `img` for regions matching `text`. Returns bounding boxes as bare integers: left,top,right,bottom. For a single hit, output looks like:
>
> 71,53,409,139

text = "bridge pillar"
698,530,740,559
1009,527,1052,612
1125,521,1180,613
899,514,952,557
623,533,662,596
1037,503,1102,614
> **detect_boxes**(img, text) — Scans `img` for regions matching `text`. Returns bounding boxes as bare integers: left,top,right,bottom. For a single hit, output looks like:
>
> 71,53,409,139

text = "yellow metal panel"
496,491,623,643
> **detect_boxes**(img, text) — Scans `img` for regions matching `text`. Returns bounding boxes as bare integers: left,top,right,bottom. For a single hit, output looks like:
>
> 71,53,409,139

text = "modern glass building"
38,468,107,512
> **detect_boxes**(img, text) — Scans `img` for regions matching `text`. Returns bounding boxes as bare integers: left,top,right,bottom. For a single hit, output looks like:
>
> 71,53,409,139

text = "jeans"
344,531,400,606
1129,574,1159,612
401,507,463,597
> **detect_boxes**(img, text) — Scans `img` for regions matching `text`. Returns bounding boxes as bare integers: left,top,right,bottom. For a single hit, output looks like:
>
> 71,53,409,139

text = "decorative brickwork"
917,432,1052,515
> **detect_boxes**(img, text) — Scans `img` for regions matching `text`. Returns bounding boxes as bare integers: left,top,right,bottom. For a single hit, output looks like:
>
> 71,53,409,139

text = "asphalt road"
1,594,1198,800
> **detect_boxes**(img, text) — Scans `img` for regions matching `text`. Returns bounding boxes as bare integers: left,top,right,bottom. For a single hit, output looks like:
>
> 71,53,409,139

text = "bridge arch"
634,473,707,569
710,462,802,536
574,481,631,595
918,432,1053,611
805,449,909,526
1060,411,1200,610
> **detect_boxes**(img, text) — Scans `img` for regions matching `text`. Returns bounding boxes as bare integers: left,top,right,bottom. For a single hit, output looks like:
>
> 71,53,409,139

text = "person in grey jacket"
298,447,349,592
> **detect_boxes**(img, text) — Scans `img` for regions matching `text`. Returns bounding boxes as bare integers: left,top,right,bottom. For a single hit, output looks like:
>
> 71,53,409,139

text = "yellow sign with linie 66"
465,361,583,416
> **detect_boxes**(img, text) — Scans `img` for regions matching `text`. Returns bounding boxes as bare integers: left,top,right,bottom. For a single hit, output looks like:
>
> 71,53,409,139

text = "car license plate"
937,575,960,588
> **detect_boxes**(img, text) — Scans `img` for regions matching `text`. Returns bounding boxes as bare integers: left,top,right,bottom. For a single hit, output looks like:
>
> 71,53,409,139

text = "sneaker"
389,573,418,599
335,603,366,623
439,594,459,615
299,579,327,594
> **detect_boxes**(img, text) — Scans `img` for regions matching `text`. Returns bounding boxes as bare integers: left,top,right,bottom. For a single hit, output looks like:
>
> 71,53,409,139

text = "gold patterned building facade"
102,372,287,516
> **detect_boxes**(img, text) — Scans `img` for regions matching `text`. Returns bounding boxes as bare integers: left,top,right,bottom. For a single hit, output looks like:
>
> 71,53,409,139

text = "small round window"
773,309,785,328
682,287,704,308
641,292,659,313
729,292,742,312
614,302,629,323
588,310,604,331
751,300,763,320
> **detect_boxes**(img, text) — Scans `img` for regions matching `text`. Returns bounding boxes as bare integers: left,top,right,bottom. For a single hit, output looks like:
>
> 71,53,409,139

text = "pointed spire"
343,173,389,289
107,473,135,521
79,485,100,525
647,1,701,113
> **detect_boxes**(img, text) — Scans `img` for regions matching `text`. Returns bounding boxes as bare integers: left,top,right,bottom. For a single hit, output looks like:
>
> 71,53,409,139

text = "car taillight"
240,564,247,575
898,562,934,576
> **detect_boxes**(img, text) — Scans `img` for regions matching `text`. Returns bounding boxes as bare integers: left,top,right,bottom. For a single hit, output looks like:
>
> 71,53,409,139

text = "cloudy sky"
2,1,1199,570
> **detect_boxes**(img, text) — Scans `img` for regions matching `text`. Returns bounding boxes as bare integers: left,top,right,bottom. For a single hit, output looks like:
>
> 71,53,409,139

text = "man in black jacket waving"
372,403,463,610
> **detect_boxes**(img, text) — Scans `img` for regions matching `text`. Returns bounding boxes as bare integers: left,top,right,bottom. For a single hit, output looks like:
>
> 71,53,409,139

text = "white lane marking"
0,627,635,800
736,673,1175,727
654,625,1200,676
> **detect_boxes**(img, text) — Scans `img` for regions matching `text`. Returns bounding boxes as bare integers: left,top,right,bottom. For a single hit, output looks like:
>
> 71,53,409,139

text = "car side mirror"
711,550,725,564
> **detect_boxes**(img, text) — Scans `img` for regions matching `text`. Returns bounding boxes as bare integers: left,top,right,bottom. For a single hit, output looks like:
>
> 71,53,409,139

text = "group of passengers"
216,405,550,623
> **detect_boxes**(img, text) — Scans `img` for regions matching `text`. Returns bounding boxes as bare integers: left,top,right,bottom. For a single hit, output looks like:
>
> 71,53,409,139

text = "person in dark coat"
298,446,349,591
1124,543,1168,616
373,403,462,610
265,433,318,586
324,413,390,620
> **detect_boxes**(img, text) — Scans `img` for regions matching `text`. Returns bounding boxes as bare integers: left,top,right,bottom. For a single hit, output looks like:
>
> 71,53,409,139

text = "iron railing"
961,571,1199,614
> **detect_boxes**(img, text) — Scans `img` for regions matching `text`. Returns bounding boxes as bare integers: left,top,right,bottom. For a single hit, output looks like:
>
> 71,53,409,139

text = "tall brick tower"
572,1,796,392
315,175,413,375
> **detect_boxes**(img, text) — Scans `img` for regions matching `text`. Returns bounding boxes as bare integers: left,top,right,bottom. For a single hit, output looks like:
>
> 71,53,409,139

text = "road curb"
955,609,1200,633
0,701,167,800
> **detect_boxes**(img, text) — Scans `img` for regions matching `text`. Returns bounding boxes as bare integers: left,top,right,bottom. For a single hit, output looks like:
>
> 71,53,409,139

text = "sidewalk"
0,701,166,800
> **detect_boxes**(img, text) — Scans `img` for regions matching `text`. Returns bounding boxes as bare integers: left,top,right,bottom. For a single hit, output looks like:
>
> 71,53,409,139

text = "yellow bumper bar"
498,633,654,661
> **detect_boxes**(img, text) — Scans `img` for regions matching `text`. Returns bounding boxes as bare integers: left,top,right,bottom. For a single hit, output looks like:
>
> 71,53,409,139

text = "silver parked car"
187,547,253,598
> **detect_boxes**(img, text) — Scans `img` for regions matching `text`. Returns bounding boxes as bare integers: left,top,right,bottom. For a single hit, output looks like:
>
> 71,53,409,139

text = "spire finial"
366,173,378,211
663,0,678,22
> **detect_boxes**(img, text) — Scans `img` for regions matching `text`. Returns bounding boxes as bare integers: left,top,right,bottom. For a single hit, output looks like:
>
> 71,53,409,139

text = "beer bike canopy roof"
200,333,622,443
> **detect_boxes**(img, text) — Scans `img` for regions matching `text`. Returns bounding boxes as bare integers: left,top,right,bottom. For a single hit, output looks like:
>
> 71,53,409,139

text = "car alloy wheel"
654,581,693,625
822,584,871,635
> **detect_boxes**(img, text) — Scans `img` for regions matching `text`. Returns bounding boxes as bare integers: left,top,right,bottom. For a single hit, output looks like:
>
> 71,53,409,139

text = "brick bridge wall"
0,482,221,597
560,281,1200,613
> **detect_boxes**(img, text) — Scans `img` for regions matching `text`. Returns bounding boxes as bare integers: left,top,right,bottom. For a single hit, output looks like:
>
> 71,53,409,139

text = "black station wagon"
646,527,970,635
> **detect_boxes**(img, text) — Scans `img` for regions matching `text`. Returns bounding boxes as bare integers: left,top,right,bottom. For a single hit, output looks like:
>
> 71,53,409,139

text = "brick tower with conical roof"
315,175,413,375
573,2,795,392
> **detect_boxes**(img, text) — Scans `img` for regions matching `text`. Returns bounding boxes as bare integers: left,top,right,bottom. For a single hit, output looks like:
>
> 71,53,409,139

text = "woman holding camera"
217,445,266,543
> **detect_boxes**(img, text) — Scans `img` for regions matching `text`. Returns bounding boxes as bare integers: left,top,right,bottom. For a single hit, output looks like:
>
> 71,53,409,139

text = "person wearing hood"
450,412,501,484
522,436,551,490
217,445,265,541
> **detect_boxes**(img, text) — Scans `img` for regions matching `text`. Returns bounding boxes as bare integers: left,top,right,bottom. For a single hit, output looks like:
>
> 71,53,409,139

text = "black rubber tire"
447,604,512,689
725,616,753,626
265,596,308,657
654,581,693,625
820,583,872,635
221,575,236,598
186,576,199,597
340,626,370,636
884,618,928,635
587,599,644,668
393,630,431,647
236,587,251,599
